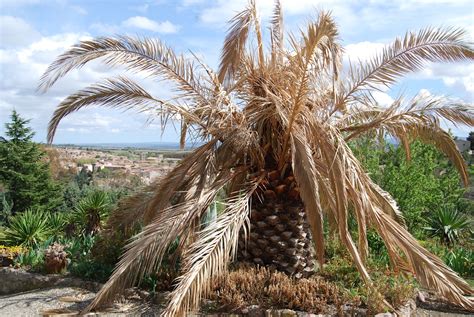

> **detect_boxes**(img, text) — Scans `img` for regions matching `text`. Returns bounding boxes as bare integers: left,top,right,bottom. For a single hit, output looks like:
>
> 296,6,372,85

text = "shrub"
0,226,6,243
63,234,113,282
0,245,25,266
4,209,51,247
322,242,415,314
0,193,12,224
15,248,44,269
14,238,53,271
362,272,415,315
424,207,471,245
44,242,68,274
208,264,347,314
444,247,473,278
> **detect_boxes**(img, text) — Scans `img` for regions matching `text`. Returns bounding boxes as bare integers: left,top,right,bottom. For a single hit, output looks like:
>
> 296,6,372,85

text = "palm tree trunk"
238,169,316,278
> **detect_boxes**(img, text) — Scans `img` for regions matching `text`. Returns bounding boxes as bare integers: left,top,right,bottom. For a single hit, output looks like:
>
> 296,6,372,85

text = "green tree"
378,141,465,234
0,111,61,214
353,138,467,235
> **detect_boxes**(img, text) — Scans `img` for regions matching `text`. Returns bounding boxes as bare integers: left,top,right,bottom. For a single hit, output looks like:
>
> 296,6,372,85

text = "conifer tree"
0,110,61,214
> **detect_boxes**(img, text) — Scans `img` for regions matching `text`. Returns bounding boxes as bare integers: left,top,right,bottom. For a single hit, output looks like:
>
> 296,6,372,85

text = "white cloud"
344,41,385,62
415,62,474,95
372,91,394,107
0,16,41,47
122,16,180,33
90,23,120,34
0,0,40,7
131,3,149,13
181,0,206,6
71,5,87,15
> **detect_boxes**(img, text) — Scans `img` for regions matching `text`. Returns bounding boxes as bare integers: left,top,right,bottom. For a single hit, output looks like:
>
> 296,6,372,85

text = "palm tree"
39,1,474,314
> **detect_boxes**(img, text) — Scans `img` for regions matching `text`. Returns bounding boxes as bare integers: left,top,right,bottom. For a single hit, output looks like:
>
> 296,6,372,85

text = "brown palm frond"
280,13,341,165
329,136,473,308
217,4,253,83
38,36,210,105
162,184,256,317
408,125,469,186
320,128,371,282
249,0,265,68
104,180,158,234
85,169,235,312
338,27,474,108
369,182,405,225
46,76,187,143
291,131,325,267
341,97,474,136
270,0,284,64
340,97,472,185
371,209,473,308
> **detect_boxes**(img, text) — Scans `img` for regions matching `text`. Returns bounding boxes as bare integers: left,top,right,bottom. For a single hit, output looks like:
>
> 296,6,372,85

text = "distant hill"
53,142,201,150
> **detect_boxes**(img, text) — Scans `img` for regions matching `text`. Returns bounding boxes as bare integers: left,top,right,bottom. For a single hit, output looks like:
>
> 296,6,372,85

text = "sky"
0,0,473,144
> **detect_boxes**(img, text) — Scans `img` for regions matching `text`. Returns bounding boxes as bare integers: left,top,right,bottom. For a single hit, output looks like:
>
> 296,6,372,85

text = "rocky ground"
0,286,161,316
0,268,472,316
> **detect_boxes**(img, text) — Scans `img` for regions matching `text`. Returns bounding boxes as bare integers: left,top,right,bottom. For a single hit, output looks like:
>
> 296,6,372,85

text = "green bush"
14,238,53,271
444,248,473,278
352,138,466,237
63,234,113,282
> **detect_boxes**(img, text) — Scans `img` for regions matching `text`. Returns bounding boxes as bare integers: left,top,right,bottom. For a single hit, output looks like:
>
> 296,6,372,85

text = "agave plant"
39,0,474,313
425,207,472,246
47,212,67,240
4,209,51,248
72,191,110,235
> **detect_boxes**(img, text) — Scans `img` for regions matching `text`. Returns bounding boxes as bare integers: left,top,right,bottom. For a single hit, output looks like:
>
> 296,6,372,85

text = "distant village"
54,147,184,185
52,135,473,187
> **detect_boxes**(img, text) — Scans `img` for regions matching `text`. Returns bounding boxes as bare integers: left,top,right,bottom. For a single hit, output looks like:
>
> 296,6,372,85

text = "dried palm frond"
338,27,473,108
340,97,473,185
163,183,256,316
46,76,198,143
40,0,474,314
270,0,284,64
218,3,254,83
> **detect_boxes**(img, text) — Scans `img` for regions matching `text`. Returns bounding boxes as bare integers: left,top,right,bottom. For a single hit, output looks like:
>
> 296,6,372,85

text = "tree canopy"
0,110,61,214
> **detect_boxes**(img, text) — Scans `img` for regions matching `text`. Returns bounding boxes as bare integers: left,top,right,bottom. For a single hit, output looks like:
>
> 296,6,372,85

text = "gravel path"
0,286,470,316
0,287,158,316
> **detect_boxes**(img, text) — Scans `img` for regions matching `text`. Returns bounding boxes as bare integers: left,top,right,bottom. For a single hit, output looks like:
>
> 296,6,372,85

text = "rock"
0,268,61,295
374,313,393,317
243,305,264,317
397,299,416,317
0,267,103,295
280,309,297,317
152,291,169,304
417,290,427,303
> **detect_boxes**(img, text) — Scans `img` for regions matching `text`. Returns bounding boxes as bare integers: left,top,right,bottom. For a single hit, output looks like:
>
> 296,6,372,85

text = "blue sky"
0,0,472,144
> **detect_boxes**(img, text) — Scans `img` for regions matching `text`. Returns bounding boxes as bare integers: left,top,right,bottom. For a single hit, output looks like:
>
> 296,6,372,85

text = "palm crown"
40,1,474,315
